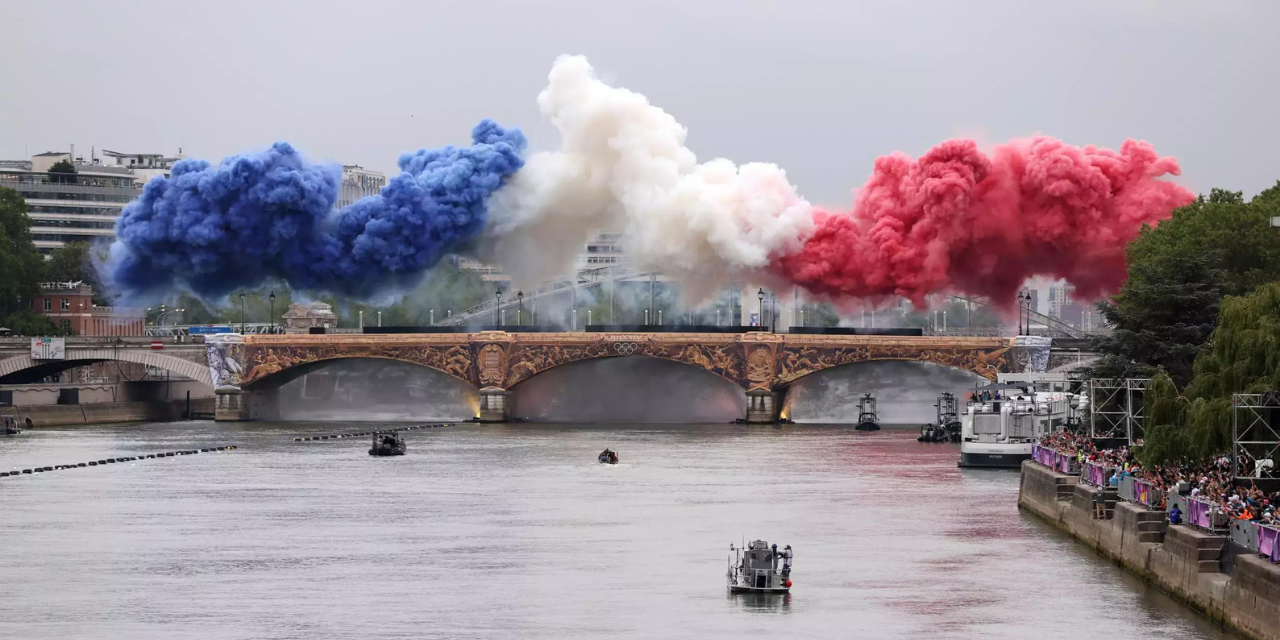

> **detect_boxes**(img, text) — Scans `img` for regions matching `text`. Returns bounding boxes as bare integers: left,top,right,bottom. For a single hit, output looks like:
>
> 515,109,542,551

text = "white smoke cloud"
480,55,815,302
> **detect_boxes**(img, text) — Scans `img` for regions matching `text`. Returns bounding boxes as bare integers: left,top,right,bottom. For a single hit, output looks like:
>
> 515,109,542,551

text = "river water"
0,421,1237,640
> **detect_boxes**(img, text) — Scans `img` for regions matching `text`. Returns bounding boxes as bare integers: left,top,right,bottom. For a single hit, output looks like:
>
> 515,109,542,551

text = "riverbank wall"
7,398,215,427
1018,461,1280,640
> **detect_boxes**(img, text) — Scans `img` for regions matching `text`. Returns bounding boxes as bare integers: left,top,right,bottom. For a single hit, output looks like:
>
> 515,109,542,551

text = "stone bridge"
204,331,1053,422
0,332,1066,423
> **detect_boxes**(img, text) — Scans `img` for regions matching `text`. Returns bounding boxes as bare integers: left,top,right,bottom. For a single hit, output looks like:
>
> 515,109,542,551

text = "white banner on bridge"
31,337,65,360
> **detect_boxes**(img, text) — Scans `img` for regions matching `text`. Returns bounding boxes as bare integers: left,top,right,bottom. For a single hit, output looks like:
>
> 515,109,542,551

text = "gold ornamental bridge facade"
205,331,1048,423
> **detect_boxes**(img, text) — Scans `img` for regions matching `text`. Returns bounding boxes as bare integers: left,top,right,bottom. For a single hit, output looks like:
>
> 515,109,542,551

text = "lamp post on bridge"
757,288,764,329
239,293,246,334
517,291,524,327
268,291,276,334
495,289,502,328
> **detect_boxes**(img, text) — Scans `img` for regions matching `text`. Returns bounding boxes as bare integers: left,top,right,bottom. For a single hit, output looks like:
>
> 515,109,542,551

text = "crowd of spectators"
1037,431,1279,526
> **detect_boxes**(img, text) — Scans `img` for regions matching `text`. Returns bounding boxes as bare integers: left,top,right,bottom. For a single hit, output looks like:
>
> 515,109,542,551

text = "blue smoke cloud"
105,119,525,299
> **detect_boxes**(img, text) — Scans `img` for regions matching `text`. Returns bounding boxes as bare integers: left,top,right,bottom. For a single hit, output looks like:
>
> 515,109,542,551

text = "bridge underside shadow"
237,358,479,422
781,360,987,425
508,356,746,423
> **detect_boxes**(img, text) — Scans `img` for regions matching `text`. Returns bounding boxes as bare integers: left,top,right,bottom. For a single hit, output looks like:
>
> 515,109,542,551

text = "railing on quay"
1081,461,1112,488
1030,444,1079,475
1117,475,1164,509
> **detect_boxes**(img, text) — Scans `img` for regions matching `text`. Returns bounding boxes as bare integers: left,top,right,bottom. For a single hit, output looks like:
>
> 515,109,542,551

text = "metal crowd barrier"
1259,525,1280,563
1031,445,1079,475
1133,478,1164,509
1081,461,1111,487
1186,498,1230,533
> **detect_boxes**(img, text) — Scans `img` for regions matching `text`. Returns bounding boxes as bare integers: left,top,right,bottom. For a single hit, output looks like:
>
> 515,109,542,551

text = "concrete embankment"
1019,461,1280,640
8,398,215,427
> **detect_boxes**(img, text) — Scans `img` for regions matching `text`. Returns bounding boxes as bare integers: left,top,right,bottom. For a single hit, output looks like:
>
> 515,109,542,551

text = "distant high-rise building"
337,165,386,208
0,148,179,253
1047,284,1075,318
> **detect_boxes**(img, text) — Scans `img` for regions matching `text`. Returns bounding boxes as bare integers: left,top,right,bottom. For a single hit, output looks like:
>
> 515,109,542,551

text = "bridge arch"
0,348,213,386
241,354,477,391
507,355,746,423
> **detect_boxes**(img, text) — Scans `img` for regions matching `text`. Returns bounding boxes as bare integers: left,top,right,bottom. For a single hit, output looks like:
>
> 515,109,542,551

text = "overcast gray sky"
2,0,1276,205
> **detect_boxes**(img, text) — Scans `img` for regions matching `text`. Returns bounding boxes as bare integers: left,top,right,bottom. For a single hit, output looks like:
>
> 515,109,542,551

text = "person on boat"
780,545,793,577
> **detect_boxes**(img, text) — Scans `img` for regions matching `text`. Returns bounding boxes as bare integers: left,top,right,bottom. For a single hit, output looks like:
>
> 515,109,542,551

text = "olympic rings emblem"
613,342,638,355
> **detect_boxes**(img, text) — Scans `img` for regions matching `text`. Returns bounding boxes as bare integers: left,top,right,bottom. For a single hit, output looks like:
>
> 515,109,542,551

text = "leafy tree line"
1084,182,1280,465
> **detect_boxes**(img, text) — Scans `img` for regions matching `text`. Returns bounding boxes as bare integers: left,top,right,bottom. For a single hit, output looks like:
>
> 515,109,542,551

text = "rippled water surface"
0,422,1236,639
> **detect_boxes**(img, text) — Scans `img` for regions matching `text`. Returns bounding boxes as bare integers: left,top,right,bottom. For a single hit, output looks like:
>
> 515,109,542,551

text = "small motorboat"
2,415,20,435
727,540,792,594
853,393,880,431
598,448,618,464
368,432,406,456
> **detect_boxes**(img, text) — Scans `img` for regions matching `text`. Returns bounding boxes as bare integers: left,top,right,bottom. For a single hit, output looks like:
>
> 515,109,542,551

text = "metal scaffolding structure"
1089,378,1149,441
1232,392,1280,480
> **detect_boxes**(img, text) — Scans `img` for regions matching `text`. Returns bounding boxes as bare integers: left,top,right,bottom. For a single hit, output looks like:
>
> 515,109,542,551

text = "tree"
1,310,66,336
1091,185,1280,385
1090,255,1226,384
1140,282,1280,465
47,159,77,185
0,187,43,318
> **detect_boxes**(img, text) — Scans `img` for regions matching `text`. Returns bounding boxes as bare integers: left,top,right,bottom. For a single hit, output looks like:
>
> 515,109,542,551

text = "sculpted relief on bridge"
202,332,1041,394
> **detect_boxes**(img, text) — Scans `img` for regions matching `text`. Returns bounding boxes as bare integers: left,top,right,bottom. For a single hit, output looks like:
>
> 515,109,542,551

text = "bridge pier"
214,388,280,422
745,390,779,424
477,387,510,423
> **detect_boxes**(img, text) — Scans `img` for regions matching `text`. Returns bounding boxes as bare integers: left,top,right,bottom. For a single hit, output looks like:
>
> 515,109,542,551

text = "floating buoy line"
1,446,239,478
293,423,451,442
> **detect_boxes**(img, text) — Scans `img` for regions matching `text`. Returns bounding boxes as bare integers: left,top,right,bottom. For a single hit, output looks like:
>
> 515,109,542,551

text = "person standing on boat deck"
780,545,793,577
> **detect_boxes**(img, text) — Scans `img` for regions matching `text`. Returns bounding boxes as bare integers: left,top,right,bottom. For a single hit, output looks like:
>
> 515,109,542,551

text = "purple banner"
1082,462,1108,487
1133,479,1162,507
1188,499,1212,530
1259,526,1279,561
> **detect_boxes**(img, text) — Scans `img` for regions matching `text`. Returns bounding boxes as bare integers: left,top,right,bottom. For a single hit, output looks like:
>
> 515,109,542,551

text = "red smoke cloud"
772,136,1194,308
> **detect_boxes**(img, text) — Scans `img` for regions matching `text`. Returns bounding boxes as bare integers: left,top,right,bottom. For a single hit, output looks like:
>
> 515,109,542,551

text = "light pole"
495,289,502,328
359,310,363,330
572,308,578,331
517,291,524,327
268,291,276,334
377,311,382,327
757,288,764,328
658,309,662,326
943,310,947,332
588,309,592,326
239,293,246,334
430,309,434,325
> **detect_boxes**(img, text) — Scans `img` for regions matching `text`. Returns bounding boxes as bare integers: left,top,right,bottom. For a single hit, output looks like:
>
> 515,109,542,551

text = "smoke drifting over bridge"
101,56,1192,310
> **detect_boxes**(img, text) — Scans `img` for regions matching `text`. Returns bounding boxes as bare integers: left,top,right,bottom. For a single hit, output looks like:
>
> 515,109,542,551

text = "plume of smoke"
773,137,1194,307
103,121,525,301
481,55,814,301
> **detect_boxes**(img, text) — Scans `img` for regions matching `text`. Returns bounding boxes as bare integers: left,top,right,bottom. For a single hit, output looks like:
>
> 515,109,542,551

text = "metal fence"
1030,444,1079,475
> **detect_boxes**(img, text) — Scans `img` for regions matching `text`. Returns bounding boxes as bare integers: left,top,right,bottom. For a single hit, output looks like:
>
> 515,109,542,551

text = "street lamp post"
495,290,502,328
239,293,246,334
377,311,382,327
588,309,592,326
757,288,764,328
517,291,524,327
430,309,434,325
359,310,363,330
268,291,276,334
658,309,662,326
572,308,577,331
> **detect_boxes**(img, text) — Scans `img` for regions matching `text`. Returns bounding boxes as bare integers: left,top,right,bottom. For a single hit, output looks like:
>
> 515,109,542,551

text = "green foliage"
1090,255,1226,384
0,310,68,336
0,188,43,317
47,160,77,184
1140,282,1280,465
1092,185,1280,384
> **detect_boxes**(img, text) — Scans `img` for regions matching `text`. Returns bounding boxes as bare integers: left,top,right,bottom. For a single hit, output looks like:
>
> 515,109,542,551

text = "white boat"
727,540,792,594
958,373,1085,468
